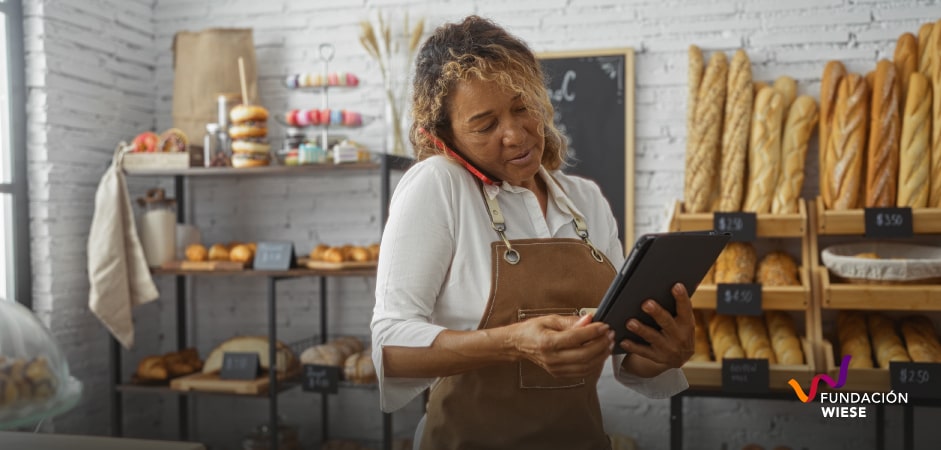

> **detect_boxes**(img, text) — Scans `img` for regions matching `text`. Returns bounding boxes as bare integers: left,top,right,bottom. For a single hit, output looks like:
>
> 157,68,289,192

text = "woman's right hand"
511,314,614,378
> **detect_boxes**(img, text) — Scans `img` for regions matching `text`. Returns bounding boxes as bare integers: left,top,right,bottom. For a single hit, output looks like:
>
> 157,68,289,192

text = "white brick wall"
24,0,941,449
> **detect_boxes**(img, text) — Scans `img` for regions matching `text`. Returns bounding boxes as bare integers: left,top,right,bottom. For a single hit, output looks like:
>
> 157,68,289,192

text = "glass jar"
136,188,177,267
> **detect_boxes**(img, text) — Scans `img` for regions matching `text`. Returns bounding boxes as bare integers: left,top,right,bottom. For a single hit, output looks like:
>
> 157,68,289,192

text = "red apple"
132,131,159,152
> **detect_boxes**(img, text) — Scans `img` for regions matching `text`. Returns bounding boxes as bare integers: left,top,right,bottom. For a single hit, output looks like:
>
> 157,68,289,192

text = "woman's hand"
619,283,695,370
512,313,614,379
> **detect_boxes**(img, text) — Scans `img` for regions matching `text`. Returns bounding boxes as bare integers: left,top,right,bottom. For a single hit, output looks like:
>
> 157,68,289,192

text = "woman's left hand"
619,282,695,369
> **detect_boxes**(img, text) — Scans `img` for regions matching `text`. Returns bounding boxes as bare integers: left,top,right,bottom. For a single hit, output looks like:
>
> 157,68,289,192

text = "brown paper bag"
172,28,258,144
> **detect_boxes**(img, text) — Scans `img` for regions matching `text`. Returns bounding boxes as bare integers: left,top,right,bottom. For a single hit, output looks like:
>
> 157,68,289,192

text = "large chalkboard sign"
539,49,635,247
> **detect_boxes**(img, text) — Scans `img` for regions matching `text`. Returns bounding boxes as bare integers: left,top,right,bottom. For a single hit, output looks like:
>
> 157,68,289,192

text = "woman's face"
446,78,545,187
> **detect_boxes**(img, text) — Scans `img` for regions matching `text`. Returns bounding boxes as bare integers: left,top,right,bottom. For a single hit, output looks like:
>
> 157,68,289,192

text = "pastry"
202,336,297,374
865,60,901,208
756,251,800,286
229,104,271,169
771,95,818,214
718,49,752,212
894,32,918,101
185,244,208,262
867,313,911,368
825,74,869,210
310,244,330,261
158,128,188,153
136,355,169,380
819,61,847,209
898,72,931,207
322,247,345,263
349,246,371,262
743,87,784,213
229,244,254,263
715,242,756,284
208,244,229,262
685,51,727,213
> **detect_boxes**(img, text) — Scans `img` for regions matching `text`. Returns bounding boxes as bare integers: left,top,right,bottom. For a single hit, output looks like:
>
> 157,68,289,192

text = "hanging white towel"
87,144,159,349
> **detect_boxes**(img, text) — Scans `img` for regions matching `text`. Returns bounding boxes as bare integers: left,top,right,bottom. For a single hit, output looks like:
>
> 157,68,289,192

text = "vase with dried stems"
359,11,424,156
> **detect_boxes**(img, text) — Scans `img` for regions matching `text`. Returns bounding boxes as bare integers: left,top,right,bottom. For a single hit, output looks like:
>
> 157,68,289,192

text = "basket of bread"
821,242,941,284
162,241,258,271
303,243,380,270
299,336,376,385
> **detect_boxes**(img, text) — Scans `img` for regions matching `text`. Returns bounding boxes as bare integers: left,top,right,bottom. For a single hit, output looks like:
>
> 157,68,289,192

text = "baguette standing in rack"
688,45,704,147
898,72,931,207
918,22,935,78
866,60,902,207
825,74,869,210
743,87,784,213
931,19,941,206
753,81,769,97
685,51,728,213
718,49,752,212
773,76,798,114
819,61,847,209
772,96,818,214
894,32,918,102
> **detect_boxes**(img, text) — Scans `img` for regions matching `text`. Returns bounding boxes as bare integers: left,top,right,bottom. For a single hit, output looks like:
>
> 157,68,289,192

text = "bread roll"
894,32,918,102
773,75,798,114
867,313,911,368
819,61,847,209
900,316,941,363
349,246,371,262
229,244,253,263
866,60,902,207
743,87,784,213
825,74,869,210
136,356,168,381
685,51,727,213
772,95,818,214
185,244,208,262
756,251,800,286
709,314,745,360
718,49,753,212
310,244,329,261
836,311,874,368
898,72,932,207
715,242,756,284
765,311,804,365
322,247,345,263
687,45,704,149
736,315,777,363
208,244,229,262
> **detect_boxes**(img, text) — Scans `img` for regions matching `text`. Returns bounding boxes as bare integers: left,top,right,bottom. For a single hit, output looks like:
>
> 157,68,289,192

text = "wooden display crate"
821,340,889,393
681,338,815,390
816,267,941,310
814,197,941,235
669,200,807,238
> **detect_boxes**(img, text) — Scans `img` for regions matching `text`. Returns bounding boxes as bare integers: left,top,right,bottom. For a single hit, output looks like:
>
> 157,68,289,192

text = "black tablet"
592,231,730,354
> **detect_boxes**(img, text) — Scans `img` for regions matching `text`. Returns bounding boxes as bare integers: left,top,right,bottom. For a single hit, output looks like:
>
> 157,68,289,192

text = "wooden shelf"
821,340,890,393
669,200,807,238
681,338,815,390
817,267,941,311
693,267,811,310
814,198,941,235
116,380,301,398
124,161,381,177
151,267,376,278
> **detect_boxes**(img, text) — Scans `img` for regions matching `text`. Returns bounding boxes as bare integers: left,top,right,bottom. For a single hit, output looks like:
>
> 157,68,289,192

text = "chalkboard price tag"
219,352,260,380
716,283,763,316
253,241,297,271
889,362,941,399
722,358,769,393
864,207,913,238
713,212,757,242
302,364,340,394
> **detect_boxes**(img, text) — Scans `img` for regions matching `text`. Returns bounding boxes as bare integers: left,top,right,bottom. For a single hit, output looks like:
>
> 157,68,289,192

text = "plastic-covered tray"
821,242,941,284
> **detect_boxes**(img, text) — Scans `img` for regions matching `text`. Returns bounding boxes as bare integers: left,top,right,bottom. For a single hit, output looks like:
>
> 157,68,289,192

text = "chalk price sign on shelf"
253,241,297,271
713,212,756,242
890,362,941,399
864,207,913,238
219,352,260,380
302,364,340,394
716,283,762,316
722,358,769,393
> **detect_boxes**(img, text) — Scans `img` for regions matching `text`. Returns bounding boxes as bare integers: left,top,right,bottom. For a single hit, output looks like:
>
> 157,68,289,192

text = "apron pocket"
517,307,586,389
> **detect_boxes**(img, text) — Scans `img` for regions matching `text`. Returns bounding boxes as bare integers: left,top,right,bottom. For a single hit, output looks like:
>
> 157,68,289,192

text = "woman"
371,15,694,449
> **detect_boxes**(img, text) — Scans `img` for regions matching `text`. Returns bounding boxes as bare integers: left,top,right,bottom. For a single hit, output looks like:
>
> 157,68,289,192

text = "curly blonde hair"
409,15,566,170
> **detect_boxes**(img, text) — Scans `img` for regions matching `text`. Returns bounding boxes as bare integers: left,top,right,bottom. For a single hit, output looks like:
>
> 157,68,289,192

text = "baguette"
865,60,902,207
898,72,931,207
900,316,941,363
894,32,918,102
773,76,798,114
691,310,712,362
718,49,752,212
765,311,804,365
836,311,874,369
825,74,869,210
819,61,847,209
709,314,746,360
685,51,727,213
754,81,769,97
772,95,818,213
736,315,777,363
743,87,784,213
918,22,935,78
867,313,911,368
932,19,941,206
688,45,704,147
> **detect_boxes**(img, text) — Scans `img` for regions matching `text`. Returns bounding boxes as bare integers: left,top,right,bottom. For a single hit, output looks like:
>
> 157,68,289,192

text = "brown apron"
420,182,617,450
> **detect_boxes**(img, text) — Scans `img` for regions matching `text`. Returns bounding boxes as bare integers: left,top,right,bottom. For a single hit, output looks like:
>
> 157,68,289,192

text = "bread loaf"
932,20,941,207
756,251,800,286
688,45,704,151
825,74,869,210
894,32,918,102
898,72,932,207
867,313,911,368
202,336,297,374
773,76,798,114
866,60,902,208
718,49,753,212
343,350,377,384
685,51,728,213
736,315,777,363
836,311,874,368
900,316,941,363
709,314,745,360
691,310,712,362
300,344,347,367
743,87,784,213
754,81,769,97
772,96,818,213
715,242,756,284
918,22,935,77
819,61,847,209
765,311,804,365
